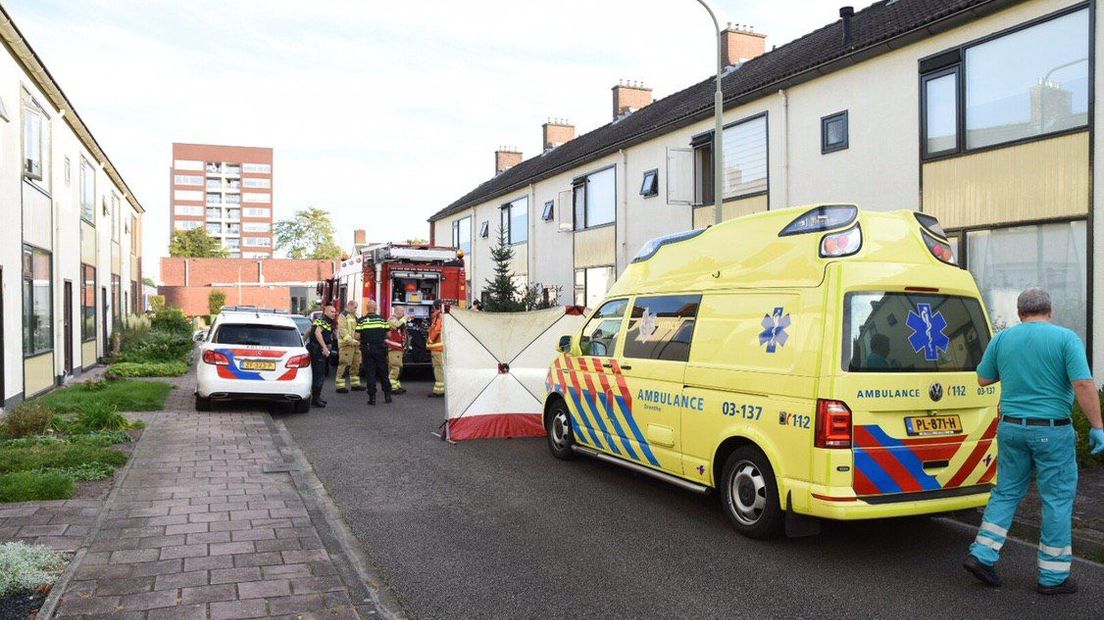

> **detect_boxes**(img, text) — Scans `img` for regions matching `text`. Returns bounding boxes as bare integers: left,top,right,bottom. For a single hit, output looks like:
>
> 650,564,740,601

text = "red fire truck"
319,243,466,367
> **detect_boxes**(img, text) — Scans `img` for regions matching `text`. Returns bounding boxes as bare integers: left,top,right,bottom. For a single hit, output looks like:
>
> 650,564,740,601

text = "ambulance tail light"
815,399,852,449
819,225,862,258
922,230,956,265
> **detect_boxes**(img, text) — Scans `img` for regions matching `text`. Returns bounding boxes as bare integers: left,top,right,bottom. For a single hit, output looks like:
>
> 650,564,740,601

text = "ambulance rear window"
843,292,990,373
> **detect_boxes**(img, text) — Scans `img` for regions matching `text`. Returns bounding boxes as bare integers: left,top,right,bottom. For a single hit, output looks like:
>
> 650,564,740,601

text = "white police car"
195,310,313,412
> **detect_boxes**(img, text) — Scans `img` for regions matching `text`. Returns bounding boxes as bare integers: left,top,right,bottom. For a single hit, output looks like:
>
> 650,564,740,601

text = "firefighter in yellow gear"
385,307,409,394
427,301,445,398
335,301,363,393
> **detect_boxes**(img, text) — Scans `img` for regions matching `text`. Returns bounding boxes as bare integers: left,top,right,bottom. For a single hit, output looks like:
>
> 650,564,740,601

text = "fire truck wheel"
720,446,783,539
545,398,576,460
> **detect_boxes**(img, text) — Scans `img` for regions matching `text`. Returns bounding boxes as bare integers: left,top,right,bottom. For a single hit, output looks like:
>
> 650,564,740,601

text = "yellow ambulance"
543,204,999,538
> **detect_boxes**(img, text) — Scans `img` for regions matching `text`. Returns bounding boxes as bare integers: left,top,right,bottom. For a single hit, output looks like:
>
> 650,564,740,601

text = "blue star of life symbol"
907,303,949,362
759,307,791,353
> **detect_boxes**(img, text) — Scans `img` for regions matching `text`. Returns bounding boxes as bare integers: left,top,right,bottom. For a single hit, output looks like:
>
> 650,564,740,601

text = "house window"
64,157,71,186
962,220,1087,343
572,166,615,230
22,97,47,183
130,216,138,254
82,264,96,342
541,201,554,221
243,163,271,174
692,114,768,204
920,7,1089,157
112,195,121,241
243,222,270,233
499,196,528,244
821,111,848,153
131,281,139,316
206,223,222,235
451,216,472,255
479,221,489,238
640,169,659,197
80,158,95,223
23,245,53,356
573,265,615,308
174,174,203,186
112,275,121,322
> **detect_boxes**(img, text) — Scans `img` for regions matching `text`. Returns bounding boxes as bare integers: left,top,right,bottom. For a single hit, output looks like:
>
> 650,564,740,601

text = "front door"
0,268,4,406
101,287,109,358
63,281,73,374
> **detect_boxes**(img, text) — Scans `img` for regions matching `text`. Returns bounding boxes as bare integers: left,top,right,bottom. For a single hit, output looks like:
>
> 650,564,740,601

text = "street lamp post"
694,0,725,225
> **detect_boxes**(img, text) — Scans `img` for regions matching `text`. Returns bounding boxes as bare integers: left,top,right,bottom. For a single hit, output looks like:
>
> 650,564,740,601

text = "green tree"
142,277,157,288
208,290,226,316
406,238,429,245
483,229,523,312
169,228,228,258
274,207,343,259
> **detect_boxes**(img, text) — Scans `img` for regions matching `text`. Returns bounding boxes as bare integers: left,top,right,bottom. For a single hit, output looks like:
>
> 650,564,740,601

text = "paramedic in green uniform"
963,288,1104,594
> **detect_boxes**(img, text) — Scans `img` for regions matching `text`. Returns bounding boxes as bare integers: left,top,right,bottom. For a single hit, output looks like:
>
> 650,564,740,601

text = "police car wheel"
195,394,212,412
545,399,576,460
721,446,783,539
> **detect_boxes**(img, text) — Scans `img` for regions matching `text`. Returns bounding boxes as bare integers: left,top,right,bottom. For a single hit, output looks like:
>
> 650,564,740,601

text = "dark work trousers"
363,345,391,399
310,349,327,399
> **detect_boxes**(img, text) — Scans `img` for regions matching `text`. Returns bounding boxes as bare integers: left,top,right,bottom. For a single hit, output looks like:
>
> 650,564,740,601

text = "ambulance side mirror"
557,335,573,353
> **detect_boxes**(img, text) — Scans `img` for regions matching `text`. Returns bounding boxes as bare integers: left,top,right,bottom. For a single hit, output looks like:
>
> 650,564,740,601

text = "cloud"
5,0,870,278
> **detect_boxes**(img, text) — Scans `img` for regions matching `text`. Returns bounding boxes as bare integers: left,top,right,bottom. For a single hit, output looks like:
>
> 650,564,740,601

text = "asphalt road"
274,372,1104,619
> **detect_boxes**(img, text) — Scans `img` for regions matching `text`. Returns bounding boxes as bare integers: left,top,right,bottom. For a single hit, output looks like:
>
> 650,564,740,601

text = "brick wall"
161,258,335,287
161,286,294,316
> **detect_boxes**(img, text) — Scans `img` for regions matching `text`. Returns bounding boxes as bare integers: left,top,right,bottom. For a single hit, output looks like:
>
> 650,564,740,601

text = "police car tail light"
202,350,230,366
921,230,956,265
819,225,862,258
815,399,852,449
286,354,311,368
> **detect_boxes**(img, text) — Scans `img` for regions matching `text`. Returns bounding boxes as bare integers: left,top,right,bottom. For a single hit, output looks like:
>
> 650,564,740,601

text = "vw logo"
929,382,944,402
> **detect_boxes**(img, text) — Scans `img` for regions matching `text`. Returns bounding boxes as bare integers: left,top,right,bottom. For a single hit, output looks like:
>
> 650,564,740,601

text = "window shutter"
666,147,693,205
556,189,572,231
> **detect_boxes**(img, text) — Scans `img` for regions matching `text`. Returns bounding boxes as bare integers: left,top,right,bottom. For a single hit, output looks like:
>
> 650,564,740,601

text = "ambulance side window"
580,299,628,357
623,295,701,362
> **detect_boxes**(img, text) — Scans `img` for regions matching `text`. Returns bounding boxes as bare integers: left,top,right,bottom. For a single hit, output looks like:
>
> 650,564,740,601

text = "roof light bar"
632,228,706,263
779,204,857,237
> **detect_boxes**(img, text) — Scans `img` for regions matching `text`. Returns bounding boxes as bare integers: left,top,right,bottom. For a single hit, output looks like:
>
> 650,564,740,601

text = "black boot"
384,394,392,404
368,395,376,406
311,388,326,408
336,387,349,394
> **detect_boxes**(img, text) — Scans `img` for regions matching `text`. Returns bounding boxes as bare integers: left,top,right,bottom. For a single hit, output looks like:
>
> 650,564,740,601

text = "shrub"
1071,389,1104,468
115,330,193,365
0,471,74,503
0,402,54,439
150,295,166,312
107,361,189,378
208,290,226,316
76,403,130,432
150,307,192,336
0,542,68,596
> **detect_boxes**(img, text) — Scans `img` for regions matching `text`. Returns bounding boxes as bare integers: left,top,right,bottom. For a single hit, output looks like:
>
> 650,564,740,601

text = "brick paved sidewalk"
0,500,101,552
52,379,364,619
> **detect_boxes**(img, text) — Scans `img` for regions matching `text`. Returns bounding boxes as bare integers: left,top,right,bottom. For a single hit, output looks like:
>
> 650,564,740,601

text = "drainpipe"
184,259,190,287
619,148,628,271
778,88,790,209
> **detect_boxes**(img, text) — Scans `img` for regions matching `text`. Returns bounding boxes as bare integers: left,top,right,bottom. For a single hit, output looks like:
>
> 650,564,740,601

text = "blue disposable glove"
1090,427,1104,456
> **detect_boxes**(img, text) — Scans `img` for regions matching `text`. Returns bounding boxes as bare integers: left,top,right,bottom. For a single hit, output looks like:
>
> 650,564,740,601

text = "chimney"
494,147,522,175
353,229,366,246
611,81,652,120
840,6,854,46
722,24,767,66
542,118,575,152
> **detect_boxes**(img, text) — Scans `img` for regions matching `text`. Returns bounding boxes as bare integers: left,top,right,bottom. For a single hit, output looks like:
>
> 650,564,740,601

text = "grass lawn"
36,380,172,414
0,437,129,503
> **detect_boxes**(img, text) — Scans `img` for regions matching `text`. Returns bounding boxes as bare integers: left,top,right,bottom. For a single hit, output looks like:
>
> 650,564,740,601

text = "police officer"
963,288,1104,594
335,301,363,393
356,300,393,406
307,305,337,408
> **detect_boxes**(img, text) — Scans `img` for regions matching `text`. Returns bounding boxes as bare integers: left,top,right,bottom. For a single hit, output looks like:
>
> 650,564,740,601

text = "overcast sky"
6,0,873,280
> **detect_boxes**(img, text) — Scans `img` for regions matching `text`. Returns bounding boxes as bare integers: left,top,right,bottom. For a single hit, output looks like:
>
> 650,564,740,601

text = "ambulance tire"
720,446,783,539
545,398,576,461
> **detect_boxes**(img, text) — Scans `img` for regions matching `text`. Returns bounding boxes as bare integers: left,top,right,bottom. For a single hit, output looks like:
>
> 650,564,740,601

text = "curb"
264,414,408,620
949,508,1104,564
36,408,165,619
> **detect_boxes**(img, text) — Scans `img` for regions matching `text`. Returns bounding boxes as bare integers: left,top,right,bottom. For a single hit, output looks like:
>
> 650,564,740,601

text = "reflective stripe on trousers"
969,421,1077,586
431,351,445,395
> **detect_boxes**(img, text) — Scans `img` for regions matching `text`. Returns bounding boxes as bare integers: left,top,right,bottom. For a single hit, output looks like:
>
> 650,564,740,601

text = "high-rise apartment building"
170,143,274,259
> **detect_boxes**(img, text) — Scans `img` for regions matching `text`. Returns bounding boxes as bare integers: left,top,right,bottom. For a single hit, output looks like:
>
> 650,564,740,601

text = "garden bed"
0,542,66,620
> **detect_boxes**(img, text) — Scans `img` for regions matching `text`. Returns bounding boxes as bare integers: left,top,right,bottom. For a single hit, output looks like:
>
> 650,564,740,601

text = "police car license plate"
241,360,277,371
905,415,962,436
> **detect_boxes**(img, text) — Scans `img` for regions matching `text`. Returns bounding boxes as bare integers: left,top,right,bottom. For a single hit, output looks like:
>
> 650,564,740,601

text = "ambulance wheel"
720,446,783,539
545,399,576,460
195,394,212,412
